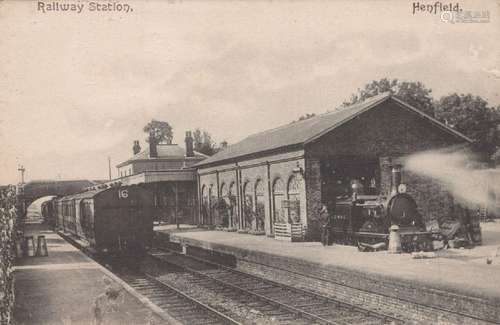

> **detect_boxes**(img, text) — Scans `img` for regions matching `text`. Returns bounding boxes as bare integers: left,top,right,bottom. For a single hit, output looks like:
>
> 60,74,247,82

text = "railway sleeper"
248,285,280,292
305,305,334,312
229,282,268,290
290,301,327,308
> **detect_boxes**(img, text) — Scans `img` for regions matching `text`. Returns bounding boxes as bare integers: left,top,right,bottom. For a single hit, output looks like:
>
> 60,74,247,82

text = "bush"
0,185,18,325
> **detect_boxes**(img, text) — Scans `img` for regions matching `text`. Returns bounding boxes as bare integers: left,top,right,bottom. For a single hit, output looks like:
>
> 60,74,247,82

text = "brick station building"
195,93,472,241
115,131,207,224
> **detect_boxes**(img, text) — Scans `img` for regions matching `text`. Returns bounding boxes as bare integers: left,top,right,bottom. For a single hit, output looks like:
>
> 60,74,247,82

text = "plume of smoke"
404,147,499,210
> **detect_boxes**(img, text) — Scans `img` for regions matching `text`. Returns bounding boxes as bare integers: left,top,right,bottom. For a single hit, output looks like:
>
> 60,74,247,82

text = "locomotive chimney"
149,130,158,158
132,140,141,155
185,131,194,157
391,164,402,195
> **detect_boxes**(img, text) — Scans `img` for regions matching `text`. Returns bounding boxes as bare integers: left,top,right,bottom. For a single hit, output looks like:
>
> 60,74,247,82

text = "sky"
1,0,499,184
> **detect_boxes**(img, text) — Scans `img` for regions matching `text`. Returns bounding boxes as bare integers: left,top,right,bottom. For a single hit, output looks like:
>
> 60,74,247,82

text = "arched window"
201,185,209,225
254,179,265,231
220,183,227,198
243,181,253,229
287,175,303,223
209,184,216,225
228,182,238,229
273,178,285,224
219,183,229,227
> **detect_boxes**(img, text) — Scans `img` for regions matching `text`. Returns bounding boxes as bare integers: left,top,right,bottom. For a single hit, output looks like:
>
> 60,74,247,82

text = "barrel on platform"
36,235,48,257
25,236,35,257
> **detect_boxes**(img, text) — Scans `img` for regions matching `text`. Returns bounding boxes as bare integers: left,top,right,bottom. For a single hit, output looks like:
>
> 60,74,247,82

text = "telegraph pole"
108,157,112,181
17,165,26,184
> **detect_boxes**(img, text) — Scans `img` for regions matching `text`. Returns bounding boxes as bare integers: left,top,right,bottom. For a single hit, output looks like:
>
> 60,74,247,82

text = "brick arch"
228,181,237,196
272,178,286,225
270,172,284,186
254,178,265,195
220,182,227,197
208,184,216,225
227,181,238,228
272,178,284,193
200,184,210,225
242,180,254,229
201,184,209,198
287,174,304,223
254,179,266,231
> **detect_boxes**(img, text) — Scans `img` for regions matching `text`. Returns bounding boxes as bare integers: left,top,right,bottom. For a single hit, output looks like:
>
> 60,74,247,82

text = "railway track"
117,269,241,325
149,248,402,325
62,232,242,325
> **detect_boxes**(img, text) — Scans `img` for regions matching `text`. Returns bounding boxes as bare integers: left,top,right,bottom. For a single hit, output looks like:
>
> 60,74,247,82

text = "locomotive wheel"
360,220,378,232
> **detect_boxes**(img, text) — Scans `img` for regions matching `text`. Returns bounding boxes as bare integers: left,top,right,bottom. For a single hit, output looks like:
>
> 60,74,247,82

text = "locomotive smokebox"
391,164,402,195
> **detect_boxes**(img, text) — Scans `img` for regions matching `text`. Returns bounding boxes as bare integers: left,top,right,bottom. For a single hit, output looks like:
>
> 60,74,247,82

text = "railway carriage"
56,185,154,255
41,199,56,227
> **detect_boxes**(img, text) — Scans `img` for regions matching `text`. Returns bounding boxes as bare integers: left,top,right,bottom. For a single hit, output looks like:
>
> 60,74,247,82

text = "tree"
193,128,218,156
343,78,435,116
143,119,173,144
435,93,499,160
291,113,316,123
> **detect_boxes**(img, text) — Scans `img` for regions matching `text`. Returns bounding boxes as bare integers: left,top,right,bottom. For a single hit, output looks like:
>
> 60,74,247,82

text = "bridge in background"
17,179,105,218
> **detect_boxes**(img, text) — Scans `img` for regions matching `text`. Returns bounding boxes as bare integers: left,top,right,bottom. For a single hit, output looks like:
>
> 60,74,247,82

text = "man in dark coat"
320,202,334,246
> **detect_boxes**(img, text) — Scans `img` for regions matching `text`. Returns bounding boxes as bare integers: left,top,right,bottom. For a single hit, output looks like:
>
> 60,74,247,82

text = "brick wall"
198,150,306,236
379,157,393,195
305,158,322,240
167,235,500,324
236,259,491,324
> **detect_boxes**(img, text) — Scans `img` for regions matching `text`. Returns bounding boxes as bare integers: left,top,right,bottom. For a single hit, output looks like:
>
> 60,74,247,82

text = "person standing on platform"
320,204,331,246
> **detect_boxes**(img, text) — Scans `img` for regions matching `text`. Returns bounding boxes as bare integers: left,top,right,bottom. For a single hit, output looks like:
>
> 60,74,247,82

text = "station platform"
13,223,167,325
155,222,500,323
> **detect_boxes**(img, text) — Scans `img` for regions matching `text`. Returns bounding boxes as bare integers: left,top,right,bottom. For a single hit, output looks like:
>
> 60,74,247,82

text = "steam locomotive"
329,166,433,252
48,185,154,255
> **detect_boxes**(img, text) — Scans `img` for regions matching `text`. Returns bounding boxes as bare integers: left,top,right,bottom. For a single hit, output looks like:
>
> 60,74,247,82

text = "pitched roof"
196,93,473,167
117,144,207,168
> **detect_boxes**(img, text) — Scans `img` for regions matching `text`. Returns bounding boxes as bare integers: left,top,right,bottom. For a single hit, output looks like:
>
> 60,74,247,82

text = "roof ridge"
236,92,392,142
195,92,394,167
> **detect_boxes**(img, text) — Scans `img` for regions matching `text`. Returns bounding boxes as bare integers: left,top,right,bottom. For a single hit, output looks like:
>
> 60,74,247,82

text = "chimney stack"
391,164,402,195
133,140,141,155
149,130,158,158
185,131,194,157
